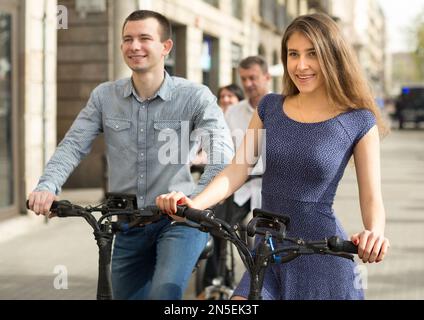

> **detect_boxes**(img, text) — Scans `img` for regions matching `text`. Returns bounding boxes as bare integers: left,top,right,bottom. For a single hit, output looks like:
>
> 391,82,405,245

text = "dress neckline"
280,95,347,125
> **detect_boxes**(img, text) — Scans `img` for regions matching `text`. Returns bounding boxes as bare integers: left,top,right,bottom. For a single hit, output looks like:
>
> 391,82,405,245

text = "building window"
172,25,187,78
0,12,13,208
258,44,266,58
231,0,243,20
165,26,178,76
260,0,287,30
231,42,242,84
275,2,287,31
203,0,219,8
260,0,275,27
166,24,187,78
308,0,330,13
202,35,219,94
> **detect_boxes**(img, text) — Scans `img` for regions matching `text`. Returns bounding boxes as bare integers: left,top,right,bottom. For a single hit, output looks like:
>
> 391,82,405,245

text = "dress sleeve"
257,94,270,122
354,109,377,145
258,93,280,122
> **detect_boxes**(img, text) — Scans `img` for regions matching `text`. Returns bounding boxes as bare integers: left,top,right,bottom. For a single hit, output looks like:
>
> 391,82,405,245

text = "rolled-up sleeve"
35,88,103,194
191,87,234,197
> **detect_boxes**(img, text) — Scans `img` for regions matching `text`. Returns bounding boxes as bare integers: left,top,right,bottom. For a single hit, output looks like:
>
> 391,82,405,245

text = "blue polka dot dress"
233,94,376,300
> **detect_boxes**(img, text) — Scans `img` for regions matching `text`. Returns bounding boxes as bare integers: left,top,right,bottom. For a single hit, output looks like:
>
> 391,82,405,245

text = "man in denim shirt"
27,10,234,300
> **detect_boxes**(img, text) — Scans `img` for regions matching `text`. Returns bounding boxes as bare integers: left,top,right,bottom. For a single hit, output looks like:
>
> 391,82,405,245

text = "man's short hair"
238,56,269,74
122,10,172,41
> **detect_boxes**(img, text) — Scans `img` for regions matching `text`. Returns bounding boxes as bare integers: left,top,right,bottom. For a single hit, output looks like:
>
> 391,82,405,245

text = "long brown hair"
281,13,389,137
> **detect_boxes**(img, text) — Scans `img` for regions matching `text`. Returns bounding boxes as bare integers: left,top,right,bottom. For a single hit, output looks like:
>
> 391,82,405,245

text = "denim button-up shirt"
36,72,234,208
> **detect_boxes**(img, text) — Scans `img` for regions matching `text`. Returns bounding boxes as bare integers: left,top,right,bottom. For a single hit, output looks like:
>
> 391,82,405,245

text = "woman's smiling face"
286,31,326,96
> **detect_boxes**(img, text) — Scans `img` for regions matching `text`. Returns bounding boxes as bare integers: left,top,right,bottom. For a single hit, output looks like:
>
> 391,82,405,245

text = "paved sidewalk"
0,189,102,299
0,130,423,300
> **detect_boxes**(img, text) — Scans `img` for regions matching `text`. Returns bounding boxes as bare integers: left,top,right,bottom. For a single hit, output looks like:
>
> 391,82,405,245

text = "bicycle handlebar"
26,200,58,211
168,204,358,255
327,236,358,254
26,198,212,220
26,199,358,255
26,196,360,301
173,206,216,224
26,200,80,217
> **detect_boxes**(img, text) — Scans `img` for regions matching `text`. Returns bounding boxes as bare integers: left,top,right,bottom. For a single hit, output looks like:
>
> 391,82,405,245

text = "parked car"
394,86,424,129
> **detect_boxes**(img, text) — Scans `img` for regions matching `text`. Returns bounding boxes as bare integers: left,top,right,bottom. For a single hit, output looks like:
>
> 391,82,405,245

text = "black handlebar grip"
50,201,59,211
173,206,185,217
175,206,214,224
26,200,60,211
328,236,358,254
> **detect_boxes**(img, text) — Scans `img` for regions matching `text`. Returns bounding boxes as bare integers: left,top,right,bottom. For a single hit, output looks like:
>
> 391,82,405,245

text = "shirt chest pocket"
104,118,132,149
153,120,182,145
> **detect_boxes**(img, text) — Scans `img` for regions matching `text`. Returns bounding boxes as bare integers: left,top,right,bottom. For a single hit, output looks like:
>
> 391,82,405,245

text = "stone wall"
57,0,110,188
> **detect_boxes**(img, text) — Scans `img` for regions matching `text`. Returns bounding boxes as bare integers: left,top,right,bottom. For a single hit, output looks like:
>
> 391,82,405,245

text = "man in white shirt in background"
224,56,271,230
199,56,271,292
199,56,271,295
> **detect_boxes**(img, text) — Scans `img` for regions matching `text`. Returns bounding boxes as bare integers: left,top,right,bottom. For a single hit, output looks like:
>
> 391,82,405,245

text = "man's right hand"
27,191,57,217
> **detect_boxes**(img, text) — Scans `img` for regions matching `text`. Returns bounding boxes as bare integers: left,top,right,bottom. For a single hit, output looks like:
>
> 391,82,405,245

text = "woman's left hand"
351,231,390,263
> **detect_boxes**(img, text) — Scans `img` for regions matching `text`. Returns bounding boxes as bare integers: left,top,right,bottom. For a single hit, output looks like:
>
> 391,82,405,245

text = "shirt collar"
155,71,174,101
122,71,174,102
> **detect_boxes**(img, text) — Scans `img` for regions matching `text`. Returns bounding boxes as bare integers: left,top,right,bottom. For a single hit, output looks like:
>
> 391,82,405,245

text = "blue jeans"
111,217,208,300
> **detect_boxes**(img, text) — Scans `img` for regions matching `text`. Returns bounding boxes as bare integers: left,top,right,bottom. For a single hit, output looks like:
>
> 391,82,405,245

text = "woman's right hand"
155,191,196,219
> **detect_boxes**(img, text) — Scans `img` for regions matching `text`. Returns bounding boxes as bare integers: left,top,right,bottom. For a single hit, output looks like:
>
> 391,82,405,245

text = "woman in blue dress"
156,13,390,300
